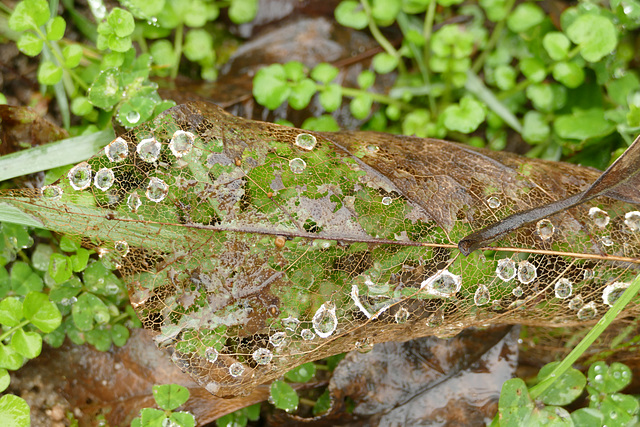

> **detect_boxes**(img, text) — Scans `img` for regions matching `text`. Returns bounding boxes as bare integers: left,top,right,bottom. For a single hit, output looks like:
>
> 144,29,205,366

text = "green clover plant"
131,384,196,427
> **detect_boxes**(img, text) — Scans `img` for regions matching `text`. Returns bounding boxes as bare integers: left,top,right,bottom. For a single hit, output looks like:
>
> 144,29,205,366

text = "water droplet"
146,177,169,202
355,337,374,353
602,282,628,307
420,269,462,297
583,269,594,280
127,192,142,212
94,168,115,191
594,365,603,373
105,282,119,294
42,185,63,201
269,331,286,347
68,162,92,190
301,329,315,340
426,310,444,327
312,301,337,338
295,133,317,150
594,374,603,382
568,295,584,310
229,362,245,377
381,196,392,206
487,196,500,209
589,207,610,228
491,299,502,311
114,240,129,256
622,370,630,378
366,144,379,153
601,236,614,247
162,417,178,427
613,371,621,379
394,307,409,324
204,347,218,362
126,110,140,125
474,285,490,306
517,261,537,284
536,219,555,241
512,286,523,297
169,130,194,158
554,278,573,299
577,301,598,320
282,316,300,332
496,259,516,281
137,137,161,162
252,348,273,365
624,211,640,231
289,158,306,174
105,137,129,163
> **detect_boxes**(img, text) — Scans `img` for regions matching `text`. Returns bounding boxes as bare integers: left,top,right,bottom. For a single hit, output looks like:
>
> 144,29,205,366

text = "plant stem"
0,319,30,342
422,0,437,114
171,23,184,80
319,84,412,110
358,0,405,73
471,0,516,74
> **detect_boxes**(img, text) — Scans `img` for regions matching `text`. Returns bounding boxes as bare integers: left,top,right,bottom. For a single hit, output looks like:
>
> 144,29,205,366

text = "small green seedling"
131,384,196,427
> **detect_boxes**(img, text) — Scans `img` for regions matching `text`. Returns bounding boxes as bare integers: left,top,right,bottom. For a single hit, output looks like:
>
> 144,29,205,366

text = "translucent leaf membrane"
2,102,639,397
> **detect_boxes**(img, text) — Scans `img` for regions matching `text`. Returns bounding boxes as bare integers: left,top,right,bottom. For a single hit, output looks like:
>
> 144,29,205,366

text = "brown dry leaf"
2,102,639,399
0,105,68,156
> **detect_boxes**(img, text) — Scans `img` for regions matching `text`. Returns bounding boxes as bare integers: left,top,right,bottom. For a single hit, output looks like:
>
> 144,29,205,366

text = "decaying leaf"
1,101,639,397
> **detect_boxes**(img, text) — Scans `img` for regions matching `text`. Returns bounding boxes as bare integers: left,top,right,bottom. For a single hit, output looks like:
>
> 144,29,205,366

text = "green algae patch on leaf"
1,102,640,398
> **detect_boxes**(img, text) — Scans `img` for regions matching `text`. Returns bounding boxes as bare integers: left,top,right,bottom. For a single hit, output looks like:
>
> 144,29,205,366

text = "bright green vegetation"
1,0,640,426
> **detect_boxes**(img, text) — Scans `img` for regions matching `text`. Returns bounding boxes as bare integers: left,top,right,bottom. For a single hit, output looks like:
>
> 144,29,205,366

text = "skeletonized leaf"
1,102,639,397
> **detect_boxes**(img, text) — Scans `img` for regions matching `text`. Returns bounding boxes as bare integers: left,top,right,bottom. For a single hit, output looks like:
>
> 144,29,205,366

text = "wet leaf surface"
2,101,640,399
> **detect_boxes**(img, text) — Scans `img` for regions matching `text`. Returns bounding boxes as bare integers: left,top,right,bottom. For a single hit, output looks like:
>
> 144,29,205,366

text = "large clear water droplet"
554,278,572,299
355,337,374,353
229,362,245,377
282,316,300,332
487,196,500,209
474,285,490,306
601,236,614,247
126,110,140,125
269,331,286,347
536,219,555,240
127,192,142,212
496,259,516,281
105,137,129,163
252,348,273,365
568,295,584,310
295,133,317,151
137,137,161,162
517,261,537,284
146,177,169,202
420,270,462,297
114,240,129,257
602,282,628,307
312,301,337,338
512,286,523,297
42,185,63,201
624,211,640,231
289,158,307,174
583,269,594,280
94,168,115,191
381,196,392,206
68,162,92,190
301,329,315,340
589,207,610,228
204,347,218,362
394,307,409,324
169,130,194,158
577,301,597,320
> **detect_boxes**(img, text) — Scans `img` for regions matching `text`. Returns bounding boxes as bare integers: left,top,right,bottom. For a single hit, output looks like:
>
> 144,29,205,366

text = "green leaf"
0,297,23,327
498,378,535,425
71,97,94,117
506,3,545,33
23,292,62,333
372,52,399,74
372,0,401,26
49,276,82,302
311,63,339,84
229,0,258,24
313,389,331,416
283,61,306,82
537,361,586,406
72,293,109,331
126,0,166,17
335,0,368,30
350,94,373,120
553,109,615,140
11,328,42,359
170,411,196,427
357,70,375,90
30,244,52,272
319,84,342,112
0,344,24,370
8,0,50,31
588,362,632,394
140,407,166,425
284,362,316,382
566,14,618,62
599,393,639,426
494,65,516,91
118,96,157,127
108,34,132,52
543,32,570,61
0,394,30,426
153,384,190,411
253,64,291,110
11,261,43,295
17,32,44,57
59,235,81,252
442,96,485,133
520,58,547,83
111,323,130,347
0,369,9,393
46,16,66,41
402,109,430,137
150,40,176,69
270,380,299,411
88,69,122,110
301,115,340,131
85,326,112,351
183,29,213,62
571,408,604,426
37,61,63,86
288,79,317,110
552,61,585,88
522,111,550,144
48,253,73,284
108,8,135,37
606,73,640,106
